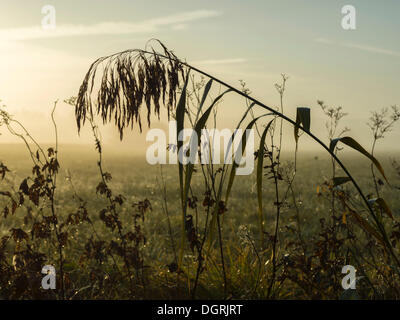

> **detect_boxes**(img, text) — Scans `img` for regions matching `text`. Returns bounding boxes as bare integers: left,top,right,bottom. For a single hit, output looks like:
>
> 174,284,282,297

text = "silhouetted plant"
367,106,400,196
1,40,399,300
74,40,400,299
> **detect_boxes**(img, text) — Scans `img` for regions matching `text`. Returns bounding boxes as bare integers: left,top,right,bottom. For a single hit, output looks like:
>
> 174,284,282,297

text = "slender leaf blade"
294,107,311,143
333,177,352,187
368,198,394,219
330,136,389,184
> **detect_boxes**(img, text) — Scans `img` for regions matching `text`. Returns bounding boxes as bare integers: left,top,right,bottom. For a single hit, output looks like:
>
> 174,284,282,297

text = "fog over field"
1,0,399,302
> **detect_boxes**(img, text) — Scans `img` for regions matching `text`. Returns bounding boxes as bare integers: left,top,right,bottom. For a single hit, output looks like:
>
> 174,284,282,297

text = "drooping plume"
75,40,185,139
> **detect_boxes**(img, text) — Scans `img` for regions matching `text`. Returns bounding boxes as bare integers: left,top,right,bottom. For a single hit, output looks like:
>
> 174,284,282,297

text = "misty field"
1,143,399,299
1,42,400,300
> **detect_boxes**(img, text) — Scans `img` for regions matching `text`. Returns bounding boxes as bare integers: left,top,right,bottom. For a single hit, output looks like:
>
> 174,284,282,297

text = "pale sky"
0,0,399,153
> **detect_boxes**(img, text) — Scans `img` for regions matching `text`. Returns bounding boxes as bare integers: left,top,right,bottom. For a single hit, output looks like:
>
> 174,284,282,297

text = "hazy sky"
0,0,399,153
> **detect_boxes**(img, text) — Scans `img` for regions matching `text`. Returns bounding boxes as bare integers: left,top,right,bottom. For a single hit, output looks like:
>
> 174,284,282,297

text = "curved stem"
138,51,371,213
91,48,400,267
